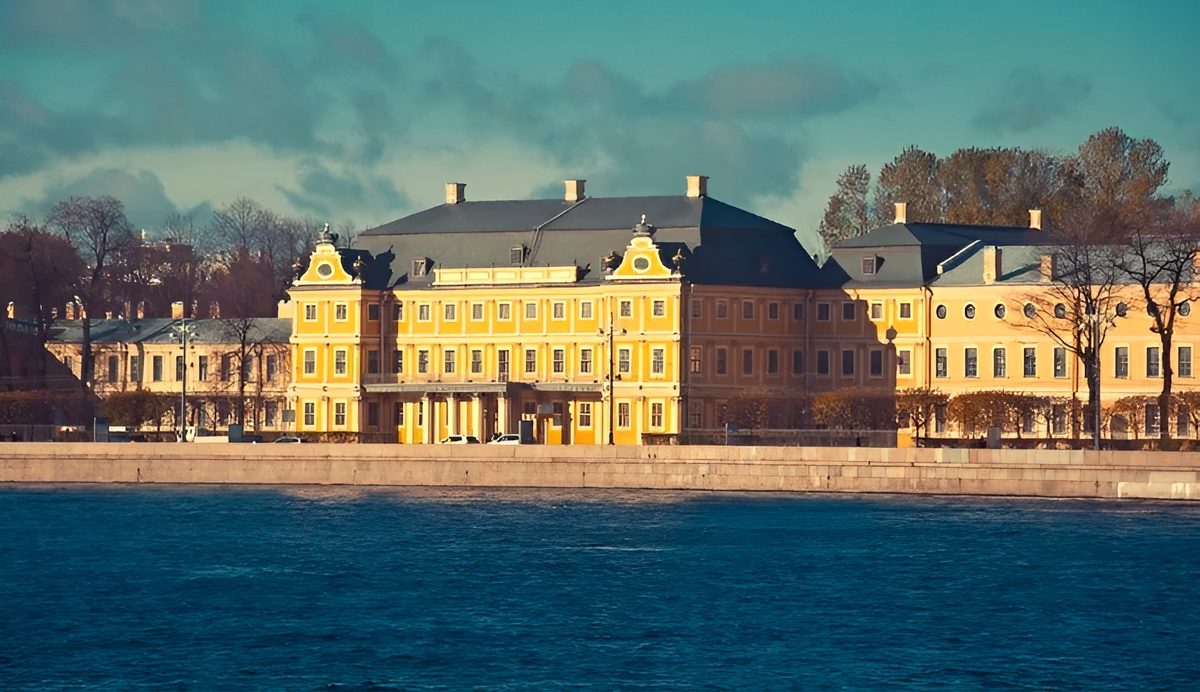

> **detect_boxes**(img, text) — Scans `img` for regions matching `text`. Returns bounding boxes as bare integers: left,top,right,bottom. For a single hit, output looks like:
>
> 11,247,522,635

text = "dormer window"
411,257,428,278
510,246,525,265
861,256,877,275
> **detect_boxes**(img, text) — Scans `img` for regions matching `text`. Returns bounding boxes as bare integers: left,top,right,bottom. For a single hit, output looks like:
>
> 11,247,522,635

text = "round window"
1054,303,1067,319
1180,302,1192,317
316,262,334,278
1023,303,1036,319
632,256,651,272
994,303,1006,319
936,305,947,319
1116,301,1128,317
964,304,976,319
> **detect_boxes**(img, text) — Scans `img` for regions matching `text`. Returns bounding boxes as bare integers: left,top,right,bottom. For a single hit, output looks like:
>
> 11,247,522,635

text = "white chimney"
565,179,586,202
445,182,466,205
1029,209,1042,230
983,246,1002,284
686,175,708,198
894,202,907,224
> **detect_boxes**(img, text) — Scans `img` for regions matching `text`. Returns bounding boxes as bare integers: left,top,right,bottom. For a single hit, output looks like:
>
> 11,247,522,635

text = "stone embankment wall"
2,443,1198,501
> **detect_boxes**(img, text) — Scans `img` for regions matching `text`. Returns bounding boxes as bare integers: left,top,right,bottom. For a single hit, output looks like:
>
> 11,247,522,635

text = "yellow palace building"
286,176,833,444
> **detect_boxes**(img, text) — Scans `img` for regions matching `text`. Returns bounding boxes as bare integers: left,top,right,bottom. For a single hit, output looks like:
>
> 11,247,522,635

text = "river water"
2,485,1198,690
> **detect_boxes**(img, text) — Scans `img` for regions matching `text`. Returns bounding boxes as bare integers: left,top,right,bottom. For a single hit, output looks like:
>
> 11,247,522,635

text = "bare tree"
818,164,872,248
46,197,136,389
1116,214,1200,441
1015,203,1125,447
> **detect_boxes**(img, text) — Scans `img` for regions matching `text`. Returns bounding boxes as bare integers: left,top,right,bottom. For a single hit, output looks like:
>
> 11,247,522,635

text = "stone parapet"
2,444,1198,501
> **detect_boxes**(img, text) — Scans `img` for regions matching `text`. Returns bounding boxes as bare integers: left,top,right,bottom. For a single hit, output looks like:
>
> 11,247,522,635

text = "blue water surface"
2,484,1198,690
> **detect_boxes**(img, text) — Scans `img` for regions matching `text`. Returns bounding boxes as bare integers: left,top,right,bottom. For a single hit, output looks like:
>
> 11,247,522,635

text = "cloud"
973,69,1092,134
20,168,181,230
277,159,410,220
673,58,879,120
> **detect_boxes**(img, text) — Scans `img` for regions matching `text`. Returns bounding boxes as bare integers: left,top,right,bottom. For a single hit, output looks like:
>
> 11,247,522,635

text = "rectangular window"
396,402,405,427
497,303,511,320
742,300,754,319
650,402,664,428
1115,347,1129,378
1023,347,1037,377
768,302,779,320
653,300,666,317
742,348,754,375
1054,347,1067,378
716,300,728,319
471,303,484,321
393,350,404,374
393,303,404,321
242,356,253,382
617,402,631,429
935,404,947,433
367,402,379,428
580,348,594,374
620,300,632,318
335,304,348,321
842,349,855,376
842,302,855,321
525,302,537,320
715,348,726,375
935,348,948,378
1052,405,1066,435
619,348,632,374
553,302,565,320
994,348,1007,378
690,346,702,374
418,304,431,321
552,402,564,427
579,402,592,428
1179,405,1191,437
861,256,876,275
152,355,163,382
525,349,537,373
221,354,232,382
367,350,380,374
130,355,141,382
870,303,883,320
418,401,424,425
264,401,278,426
869,349,883,377
817,303,831,321
303,401,316,427
1022,411,1035,434
899,302,912,319
817,350,830,376
898,350,911,375
471,349,483,374
108,355,119,383
304,304,317,321
444,303,456,321
1180,346,1193,378
334,402,347,427
652,348,665,375
768,349,780,375
175,355,184,381
368,304,380,321
1147,403,1161,436
266,355,277,381
1147,347,1160,377
198,355,208,381
334,349,347,376
580,301,593,319
965,348,978,378
691,299,702,319
444,349,456,374
792,303,805,321
792,349,805,375
688,399,703,428
498,350,509,380
417,350,429,374
541,348,559,374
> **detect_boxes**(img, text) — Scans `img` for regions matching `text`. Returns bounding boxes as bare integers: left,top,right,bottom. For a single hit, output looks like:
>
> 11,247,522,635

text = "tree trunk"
1160,335,1173,441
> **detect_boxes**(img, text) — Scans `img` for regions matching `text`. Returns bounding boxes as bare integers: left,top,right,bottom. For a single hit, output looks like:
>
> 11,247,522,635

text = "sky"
1,0,1197,251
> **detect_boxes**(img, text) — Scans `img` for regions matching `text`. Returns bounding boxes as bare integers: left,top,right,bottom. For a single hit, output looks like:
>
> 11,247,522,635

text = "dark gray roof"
49,318,292,345
355,194,836,289
835,222,1045,249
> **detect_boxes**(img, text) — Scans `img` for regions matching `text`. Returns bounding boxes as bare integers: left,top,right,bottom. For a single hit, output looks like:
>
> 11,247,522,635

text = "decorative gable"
295,225,358,285
607,216,678,281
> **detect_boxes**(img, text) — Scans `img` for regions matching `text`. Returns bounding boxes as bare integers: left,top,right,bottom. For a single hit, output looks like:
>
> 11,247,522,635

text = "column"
422,395,433,444
447,394,457,435
497,395,509,434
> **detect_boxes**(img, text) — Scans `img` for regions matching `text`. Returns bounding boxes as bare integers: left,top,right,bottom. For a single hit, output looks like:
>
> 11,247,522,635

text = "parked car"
439,435,481,444
273,436,303,443
487,433,524,445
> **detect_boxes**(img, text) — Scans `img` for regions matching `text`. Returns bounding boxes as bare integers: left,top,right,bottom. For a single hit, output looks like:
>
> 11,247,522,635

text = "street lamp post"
171,317,197,443
600,311,625,445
